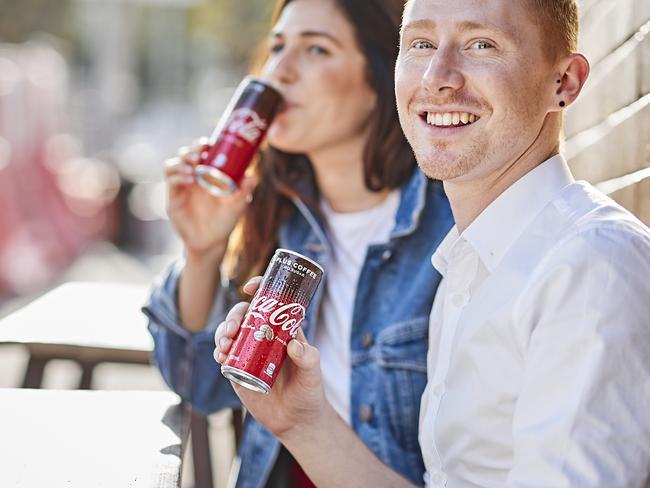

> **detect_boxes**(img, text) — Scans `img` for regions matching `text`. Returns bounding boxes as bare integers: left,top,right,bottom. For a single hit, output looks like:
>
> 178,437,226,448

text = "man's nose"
422,46,464,95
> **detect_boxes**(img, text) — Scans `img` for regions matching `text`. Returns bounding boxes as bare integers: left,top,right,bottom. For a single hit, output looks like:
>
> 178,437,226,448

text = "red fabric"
291,458,317,488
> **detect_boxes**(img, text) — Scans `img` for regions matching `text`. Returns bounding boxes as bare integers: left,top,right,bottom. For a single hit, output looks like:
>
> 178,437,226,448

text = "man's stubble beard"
411,137,485,182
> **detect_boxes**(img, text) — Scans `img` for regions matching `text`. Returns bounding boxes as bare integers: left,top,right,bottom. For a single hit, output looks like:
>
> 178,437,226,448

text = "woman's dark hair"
226,0,415,284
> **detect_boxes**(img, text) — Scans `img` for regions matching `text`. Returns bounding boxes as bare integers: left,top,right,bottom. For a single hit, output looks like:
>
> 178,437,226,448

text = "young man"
214,0,650,486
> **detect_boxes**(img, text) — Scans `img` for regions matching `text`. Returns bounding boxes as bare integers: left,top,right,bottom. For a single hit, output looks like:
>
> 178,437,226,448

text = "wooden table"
0,282,218,488
0,389,186,487
0,281,152,389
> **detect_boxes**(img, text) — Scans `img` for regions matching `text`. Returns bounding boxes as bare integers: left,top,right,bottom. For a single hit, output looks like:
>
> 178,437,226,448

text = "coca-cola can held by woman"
221,249,324,394
195,76,283,197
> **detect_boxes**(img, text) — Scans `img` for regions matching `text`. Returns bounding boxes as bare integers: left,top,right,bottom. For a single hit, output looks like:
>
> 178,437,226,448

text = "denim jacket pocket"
376,316,429,372
375,316,429,459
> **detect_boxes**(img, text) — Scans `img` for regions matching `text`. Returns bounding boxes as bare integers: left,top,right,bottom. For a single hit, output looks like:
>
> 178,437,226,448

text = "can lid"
275,248,324,274
242,76,283,100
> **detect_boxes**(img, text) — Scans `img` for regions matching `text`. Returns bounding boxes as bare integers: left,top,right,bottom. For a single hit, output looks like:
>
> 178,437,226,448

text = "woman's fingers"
167,173,194,187
179,137,209,166
189,136,209,152
164,157,195,191
164,157,194,177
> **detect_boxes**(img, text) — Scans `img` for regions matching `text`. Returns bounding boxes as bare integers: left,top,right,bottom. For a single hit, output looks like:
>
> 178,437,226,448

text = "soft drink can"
195,77,282,196
221,249,324,393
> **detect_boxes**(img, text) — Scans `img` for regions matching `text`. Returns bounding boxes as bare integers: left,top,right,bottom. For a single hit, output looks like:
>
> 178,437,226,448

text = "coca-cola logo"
248,295,306,338
225,108,268,144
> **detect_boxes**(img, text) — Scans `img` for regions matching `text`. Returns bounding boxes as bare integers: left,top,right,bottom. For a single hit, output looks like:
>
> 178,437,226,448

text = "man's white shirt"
420,155,650,487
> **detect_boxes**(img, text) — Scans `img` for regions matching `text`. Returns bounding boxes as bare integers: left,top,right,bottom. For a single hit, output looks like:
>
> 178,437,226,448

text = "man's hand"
214,277,334,440
214,278,418,488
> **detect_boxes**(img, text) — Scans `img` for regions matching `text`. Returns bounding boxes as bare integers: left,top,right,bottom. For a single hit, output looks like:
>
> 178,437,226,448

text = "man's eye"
470,40,494,50
413,40,434,49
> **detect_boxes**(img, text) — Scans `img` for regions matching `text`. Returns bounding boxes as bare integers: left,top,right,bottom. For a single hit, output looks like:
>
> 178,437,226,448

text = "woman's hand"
164,138,256,261
214,277,331,440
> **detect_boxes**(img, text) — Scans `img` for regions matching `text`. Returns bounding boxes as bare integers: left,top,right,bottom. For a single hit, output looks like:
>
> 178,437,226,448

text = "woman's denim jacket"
142,168,453,487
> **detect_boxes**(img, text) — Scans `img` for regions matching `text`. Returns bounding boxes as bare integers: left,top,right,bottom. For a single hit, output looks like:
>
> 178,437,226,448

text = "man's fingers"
225,301,250,326
213,302,249,364
294,328,308,343
214,301,249,350
213,347,227,365
243,276,263,295
218,336,233,351
287,337,320,371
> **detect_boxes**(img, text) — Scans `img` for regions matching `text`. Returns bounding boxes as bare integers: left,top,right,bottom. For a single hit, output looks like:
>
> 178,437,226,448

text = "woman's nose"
262,50,298,86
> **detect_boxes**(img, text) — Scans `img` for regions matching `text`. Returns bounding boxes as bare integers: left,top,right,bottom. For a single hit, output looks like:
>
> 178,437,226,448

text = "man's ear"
550,53,590,112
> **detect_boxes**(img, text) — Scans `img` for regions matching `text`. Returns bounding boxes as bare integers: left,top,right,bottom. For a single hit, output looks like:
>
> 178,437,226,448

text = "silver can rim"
221,365,271,394
195,165,238,197
275,248,324,274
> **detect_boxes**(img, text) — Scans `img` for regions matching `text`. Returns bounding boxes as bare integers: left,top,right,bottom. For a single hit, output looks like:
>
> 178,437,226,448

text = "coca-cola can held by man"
195,76,283,197
221,249,324,394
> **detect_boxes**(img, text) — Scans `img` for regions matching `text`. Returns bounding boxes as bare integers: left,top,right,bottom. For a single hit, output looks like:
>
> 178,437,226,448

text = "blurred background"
0,1,274,486
0,0,648,487
0,0,274,307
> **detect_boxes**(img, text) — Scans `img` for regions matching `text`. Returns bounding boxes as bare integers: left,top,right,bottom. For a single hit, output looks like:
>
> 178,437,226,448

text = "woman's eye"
470,40,494,50
307,45,329,55
413,40,434,50
270,43,284,54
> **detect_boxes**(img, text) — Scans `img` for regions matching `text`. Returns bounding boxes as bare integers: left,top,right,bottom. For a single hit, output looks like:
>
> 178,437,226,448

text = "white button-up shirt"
420,155,650,487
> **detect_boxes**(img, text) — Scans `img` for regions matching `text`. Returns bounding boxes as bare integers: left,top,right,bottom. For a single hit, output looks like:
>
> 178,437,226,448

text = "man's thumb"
287,339,320,371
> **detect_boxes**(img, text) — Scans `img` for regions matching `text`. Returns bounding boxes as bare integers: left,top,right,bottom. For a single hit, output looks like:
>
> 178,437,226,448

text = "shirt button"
359,405,373,423
361,332,374,349
430,470,447,486
381,249,392,261
451,293,466,308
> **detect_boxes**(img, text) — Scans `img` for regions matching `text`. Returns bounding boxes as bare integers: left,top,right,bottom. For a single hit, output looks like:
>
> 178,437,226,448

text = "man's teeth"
425,112,477,126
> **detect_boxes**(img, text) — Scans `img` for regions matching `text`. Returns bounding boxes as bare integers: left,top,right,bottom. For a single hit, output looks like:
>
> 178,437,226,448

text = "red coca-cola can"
221,249,324,394
195,76,283,197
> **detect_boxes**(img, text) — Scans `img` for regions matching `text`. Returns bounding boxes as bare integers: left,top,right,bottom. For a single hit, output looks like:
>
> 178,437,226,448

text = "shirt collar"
285,165,429,253
432,154,574,275
431,225,460,276
463,154,574,272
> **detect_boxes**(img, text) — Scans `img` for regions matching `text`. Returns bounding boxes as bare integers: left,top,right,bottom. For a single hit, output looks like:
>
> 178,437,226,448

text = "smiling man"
213,0,650,486
396,0,650,486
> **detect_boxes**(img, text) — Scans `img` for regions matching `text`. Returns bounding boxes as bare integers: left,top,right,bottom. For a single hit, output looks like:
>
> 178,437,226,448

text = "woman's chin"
267,134,306,155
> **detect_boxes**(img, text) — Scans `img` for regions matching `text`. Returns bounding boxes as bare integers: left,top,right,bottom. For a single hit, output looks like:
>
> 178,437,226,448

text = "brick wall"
565,0,650,224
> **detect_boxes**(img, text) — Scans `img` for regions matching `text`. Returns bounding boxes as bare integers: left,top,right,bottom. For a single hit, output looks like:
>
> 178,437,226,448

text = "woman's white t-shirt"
314,190,400,423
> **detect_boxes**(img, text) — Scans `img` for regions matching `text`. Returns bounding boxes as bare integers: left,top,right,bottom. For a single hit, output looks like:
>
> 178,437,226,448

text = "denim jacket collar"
279,166,430,250
391,168,429,239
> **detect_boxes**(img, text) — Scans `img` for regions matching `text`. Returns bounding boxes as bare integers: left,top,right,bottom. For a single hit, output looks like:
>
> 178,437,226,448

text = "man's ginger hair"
527,0,580,61
402,0,580,61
